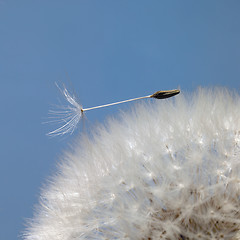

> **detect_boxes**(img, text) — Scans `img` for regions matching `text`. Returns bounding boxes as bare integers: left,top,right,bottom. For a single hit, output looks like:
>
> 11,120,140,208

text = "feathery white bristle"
27,88,240,239
47,84,83,136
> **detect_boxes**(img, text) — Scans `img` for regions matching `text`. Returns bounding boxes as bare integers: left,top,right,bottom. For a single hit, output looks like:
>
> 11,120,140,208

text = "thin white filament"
82,95,151,112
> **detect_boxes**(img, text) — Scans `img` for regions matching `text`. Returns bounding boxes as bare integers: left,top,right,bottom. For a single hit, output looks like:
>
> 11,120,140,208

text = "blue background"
1,1,240,239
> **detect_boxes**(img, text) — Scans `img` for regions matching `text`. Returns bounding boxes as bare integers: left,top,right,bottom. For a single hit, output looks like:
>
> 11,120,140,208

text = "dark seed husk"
150,89,180,99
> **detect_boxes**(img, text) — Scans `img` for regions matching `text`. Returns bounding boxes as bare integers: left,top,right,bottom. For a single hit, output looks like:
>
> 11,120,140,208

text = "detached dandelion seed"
47,86,180,136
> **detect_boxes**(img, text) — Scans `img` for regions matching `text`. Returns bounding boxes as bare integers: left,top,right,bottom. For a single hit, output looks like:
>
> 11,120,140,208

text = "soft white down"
24,88,240,240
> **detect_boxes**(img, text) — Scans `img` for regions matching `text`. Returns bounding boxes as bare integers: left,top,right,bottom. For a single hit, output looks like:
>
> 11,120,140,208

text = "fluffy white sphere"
25,88,240,240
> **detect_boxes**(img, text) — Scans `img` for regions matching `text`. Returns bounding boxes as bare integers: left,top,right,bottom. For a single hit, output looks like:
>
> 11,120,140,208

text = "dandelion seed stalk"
81,89,180,112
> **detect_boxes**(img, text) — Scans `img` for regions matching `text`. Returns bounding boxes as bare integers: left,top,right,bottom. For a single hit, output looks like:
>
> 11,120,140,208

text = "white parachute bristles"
47,84,83,136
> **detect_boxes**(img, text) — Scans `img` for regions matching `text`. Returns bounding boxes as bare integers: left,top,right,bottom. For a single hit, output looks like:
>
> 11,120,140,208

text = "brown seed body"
150,89,180,99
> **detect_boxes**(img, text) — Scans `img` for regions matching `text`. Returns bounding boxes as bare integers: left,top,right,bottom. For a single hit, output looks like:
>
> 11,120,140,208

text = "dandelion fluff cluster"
25,88,240,239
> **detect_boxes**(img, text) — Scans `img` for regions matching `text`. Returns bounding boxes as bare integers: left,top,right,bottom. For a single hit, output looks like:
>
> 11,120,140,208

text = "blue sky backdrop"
1,1,240,239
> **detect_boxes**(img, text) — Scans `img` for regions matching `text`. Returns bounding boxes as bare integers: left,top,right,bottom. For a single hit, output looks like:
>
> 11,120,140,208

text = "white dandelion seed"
47,84,180,136
26,88,240,239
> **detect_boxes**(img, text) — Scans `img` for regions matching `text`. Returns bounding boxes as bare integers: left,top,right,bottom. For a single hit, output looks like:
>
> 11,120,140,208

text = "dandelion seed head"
25,88,240,239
